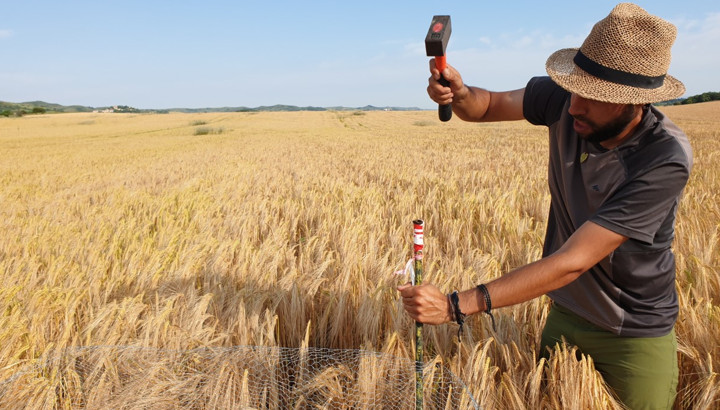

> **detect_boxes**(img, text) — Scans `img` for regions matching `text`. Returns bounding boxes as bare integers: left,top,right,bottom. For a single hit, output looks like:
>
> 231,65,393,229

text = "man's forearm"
451,86,492,122
456,221,627,317
456,252,582,316
452,87,526,123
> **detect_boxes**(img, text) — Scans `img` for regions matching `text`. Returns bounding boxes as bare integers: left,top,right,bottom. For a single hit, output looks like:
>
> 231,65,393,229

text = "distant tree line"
0,102,168,116
679,92,720,105
113,105,141,113
658,91,720,106
1,107,46,117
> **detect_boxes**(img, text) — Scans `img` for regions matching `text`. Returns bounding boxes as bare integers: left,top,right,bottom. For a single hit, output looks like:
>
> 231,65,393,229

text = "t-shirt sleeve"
523,76,569,126
590,160,690,245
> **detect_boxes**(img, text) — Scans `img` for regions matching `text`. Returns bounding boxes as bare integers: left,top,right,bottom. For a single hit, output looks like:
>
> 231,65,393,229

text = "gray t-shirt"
523,76,693,337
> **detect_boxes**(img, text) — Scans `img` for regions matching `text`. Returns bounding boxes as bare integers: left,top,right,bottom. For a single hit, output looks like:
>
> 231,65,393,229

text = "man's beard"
574,104,638,144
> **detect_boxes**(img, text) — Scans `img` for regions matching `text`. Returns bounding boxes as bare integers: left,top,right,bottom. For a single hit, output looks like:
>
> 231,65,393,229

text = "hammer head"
425,15,451,57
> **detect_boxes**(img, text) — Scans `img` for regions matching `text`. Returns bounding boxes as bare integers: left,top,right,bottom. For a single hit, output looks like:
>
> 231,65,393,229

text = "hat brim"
546,48,685,104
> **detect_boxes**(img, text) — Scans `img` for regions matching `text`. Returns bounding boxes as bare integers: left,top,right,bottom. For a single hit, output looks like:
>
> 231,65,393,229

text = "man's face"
568,94,641,144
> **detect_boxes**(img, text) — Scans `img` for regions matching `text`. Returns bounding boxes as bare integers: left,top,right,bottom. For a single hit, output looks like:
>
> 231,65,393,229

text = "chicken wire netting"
0,345,480,409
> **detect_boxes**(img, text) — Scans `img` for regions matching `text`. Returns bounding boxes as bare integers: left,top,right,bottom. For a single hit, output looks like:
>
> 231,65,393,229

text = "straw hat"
546,3,685,104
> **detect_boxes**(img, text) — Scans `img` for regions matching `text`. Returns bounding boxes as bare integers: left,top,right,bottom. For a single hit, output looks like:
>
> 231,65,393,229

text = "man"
397,3,692,409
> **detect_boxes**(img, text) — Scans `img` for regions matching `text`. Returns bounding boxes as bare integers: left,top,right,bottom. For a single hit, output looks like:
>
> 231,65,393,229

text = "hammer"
425,15,452,122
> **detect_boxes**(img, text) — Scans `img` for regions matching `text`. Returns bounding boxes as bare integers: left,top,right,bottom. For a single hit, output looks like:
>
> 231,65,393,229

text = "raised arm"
427,59,525,122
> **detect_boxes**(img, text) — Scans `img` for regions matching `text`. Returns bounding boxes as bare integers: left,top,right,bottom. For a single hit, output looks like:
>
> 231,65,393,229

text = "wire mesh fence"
0,345,480,409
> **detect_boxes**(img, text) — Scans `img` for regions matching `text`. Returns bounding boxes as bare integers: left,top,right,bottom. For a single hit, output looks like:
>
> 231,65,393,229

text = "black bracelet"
449,291,466,328
477,284,497,331
446,294,456,323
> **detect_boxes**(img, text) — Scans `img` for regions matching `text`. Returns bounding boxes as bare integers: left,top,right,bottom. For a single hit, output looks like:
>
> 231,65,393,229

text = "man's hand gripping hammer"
425,15,452,122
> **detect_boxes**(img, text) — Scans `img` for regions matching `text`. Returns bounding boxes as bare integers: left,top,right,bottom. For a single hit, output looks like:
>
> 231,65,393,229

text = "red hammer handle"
435,56,452,121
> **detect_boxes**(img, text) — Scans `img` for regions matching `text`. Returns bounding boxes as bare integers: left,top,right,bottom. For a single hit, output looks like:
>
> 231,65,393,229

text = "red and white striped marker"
412,220,424,285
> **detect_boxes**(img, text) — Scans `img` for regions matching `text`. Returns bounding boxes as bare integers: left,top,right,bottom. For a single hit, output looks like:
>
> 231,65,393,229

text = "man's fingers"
397,282,412,293
428,81,453,105
428,58,441,79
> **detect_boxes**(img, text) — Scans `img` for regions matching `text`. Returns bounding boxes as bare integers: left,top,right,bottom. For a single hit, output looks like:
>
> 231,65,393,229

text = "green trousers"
540,303,678,410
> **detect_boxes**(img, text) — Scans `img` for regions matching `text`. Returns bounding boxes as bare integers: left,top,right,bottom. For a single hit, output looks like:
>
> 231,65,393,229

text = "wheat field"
0,103,718,408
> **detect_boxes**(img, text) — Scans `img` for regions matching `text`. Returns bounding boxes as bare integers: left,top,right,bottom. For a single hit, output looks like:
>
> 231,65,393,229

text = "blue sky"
1,1,718,109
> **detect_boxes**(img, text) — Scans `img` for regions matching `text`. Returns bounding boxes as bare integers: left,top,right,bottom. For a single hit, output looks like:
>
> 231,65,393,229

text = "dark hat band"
573,50,665,89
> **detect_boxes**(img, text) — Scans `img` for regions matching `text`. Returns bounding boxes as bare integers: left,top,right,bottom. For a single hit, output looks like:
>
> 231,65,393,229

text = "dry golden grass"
659,101,720,410
0,104,717,408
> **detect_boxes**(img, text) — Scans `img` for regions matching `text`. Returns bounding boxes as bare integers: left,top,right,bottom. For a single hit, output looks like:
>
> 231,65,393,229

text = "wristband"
477,284,496,331
446,294,455,323
449,291,466,327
